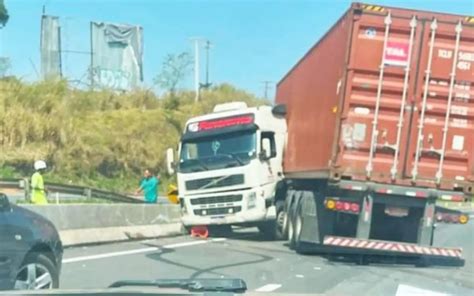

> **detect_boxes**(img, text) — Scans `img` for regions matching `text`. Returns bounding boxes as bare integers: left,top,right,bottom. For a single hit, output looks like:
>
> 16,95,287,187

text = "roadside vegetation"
0,78,265,193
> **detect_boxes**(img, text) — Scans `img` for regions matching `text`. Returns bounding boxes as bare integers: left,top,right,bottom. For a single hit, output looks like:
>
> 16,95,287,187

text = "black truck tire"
258,200,287,240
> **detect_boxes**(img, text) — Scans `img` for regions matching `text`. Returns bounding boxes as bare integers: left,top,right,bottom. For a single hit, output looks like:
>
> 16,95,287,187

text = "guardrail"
0,178,144,203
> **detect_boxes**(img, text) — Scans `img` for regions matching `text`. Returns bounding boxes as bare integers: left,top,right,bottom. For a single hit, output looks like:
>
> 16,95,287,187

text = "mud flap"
356,194,373,239
299,191,320,244
418,199,435,245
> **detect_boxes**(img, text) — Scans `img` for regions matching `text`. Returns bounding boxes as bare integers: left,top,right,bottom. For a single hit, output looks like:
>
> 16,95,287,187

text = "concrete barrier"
22,204,182,246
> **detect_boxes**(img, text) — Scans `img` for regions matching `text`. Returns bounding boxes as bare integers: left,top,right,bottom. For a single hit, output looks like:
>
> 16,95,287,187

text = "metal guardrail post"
84,188,92,200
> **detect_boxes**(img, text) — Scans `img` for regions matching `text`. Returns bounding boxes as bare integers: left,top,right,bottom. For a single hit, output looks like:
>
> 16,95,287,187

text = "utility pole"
190,38,202,102
200,40,212,89
261,80,273,100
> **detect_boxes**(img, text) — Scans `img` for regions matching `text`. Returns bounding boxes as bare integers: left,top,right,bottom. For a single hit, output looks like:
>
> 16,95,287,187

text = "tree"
0,0,9,28
153,52,192,95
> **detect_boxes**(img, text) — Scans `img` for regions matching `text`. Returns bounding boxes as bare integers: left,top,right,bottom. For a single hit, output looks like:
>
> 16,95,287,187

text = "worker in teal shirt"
135,169,159,203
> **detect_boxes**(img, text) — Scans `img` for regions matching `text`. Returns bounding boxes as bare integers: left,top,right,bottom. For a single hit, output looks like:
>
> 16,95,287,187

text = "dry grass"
0,79,264,192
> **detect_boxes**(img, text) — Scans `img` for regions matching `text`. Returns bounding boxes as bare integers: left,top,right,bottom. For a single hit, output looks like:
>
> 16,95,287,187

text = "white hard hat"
34,160,47,170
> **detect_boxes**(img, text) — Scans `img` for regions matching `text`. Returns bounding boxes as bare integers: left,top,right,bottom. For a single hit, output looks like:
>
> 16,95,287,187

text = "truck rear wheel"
258,200,287,240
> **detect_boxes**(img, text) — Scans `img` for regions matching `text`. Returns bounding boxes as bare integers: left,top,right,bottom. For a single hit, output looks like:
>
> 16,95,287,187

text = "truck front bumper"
182,205,276,226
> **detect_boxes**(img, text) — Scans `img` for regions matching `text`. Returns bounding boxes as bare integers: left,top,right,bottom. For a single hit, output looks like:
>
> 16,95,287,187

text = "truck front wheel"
258,200,287,240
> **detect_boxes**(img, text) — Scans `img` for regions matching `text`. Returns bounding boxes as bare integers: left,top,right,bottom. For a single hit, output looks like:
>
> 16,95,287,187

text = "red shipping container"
276,3,474,194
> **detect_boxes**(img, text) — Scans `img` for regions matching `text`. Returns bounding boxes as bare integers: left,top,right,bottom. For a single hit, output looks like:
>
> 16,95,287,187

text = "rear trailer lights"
326,199,336,210
350,203,360,213
325,199,360,214
436,213,469,224
459,214,469,224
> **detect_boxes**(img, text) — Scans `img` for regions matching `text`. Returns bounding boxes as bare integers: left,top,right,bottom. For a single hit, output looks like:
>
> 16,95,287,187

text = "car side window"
261,132,276,158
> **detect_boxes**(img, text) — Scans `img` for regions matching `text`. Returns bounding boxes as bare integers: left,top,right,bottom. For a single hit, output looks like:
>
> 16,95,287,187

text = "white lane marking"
313,267,321,270
396,284,447,296
295,274,305,278
63,238,226,264
164,240,209,249
255,284,282,292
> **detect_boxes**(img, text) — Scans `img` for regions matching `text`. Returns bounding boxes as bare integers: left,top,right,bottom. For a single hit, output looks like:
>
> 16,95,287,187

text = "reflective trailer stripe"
375,242,385,249
349,240,359,247
341,239,351,246
367,241,377,249
322,236,462,257
324,237,334,244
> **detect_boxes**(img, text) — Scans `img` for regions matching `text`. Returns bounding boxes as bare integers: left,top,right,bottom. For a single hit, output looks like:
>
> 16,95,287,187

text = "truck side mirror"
0,193,11,212
166,148,175,175
260,138,272,161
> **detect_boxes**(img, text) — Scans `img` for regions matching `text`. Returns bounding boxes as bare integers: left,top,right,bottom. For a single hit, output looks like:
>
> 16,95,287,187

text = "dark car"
0,193,63,290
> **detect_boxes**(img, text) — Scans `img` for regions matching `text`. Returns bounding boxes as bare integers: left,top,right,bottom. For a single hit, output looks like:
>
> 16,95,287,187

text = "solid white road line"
255,284,282,292
63,238,226,264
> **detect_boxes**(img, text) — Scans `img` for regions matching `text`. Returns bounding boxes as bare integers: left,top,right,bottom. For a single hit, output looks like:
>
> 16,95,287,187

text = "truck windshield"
179,131,257,173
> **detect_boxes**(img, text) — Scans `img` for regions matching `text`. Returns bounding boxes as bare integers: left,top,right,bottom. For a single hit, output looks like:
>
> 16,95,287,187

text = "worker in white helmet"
31,160,48,204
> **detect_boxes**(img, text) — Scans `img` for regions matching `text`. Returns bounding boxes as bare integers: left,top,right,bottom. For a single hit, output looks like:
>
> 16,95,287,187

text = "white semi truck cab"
167,102,287,238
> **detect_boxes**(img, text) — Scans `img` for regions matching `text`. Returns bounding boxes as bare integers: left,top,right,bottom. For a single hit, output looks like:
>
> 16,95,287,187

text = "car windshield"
179,131,256,173
1,0,473,295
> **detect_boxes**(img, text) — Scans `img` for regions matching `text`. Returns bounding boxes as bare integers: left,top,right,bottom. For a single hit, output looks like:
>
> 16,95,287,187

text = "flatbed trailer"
284,179,468,265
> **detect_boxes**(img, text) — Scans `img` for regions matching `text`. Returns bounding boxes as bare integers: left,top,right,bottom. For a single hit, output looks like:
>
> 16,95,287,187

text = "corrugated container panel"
406,19,474,191
276,2,474,194
277,9,353,175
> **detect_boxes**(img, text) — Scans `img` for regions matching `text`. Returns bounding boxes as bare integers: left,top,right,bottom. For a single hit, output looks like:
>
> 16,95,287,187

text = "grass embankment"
0,79,265,193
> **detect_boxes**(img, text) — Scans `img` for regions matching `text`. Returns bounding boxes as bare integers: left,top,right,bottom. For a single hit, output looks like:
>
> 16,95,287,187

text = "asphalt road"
59,219,474,295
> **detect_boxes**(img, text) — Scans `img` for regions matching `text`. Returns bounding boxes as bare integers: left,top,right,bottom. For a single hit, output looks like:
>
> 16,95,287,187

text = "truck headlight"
248,192,257,209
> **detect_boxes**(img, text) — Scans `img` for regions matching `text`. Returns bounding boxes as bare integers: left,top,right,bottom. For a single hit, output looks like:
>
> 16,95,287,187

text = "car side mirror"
260,138,272,161
0,193,11,212
166,148,175,175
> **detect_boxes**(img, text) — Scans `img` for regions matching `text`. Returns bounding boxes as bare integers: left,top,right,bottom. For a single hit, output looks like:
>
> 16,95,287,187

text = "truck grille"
190,194,243,205
185,174,244,190
194,206,242,216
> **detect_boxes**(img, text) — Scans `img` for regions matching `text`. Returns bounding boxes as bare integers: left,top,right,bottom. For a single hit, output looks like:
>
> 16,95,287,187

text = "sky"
0,0,472,98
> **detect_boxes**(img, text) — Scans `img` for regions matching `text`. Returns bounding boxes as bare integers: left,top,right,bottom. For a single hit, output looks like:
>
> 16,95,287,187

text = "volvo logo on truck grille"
185,174,244,190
